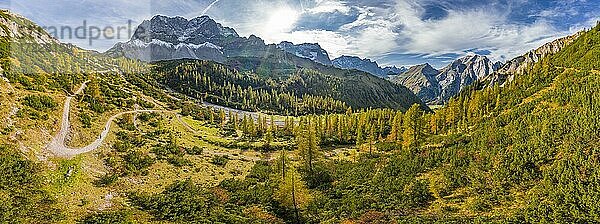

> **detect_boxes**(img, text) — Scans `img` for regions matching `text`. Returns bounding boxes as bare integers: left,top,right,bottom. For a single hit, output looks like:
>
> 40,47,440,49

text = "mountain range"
275,43,408,78
331,55,407,78
107,15,409,78
392,54,502,104
105,15,265,62
484,31,584,87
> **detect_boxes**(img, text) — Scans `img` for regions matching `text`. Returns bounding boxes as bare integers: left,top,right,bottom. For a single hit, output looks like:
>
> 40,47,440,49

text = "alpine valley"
1,6,600,224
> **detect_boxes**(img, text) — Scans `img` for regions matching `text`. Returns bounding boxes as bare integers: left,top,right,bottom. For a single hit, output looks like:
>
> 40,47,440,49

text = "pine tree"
241,114,249,135
270,115,277,134
276,150,289,180
356,116,364,146
219,109,226,128
264,127,274,150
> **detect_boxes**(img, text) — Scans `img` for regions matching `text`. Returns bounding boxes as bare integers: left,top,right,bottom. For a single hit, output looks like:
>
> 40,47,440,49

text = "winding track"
47,81,165,157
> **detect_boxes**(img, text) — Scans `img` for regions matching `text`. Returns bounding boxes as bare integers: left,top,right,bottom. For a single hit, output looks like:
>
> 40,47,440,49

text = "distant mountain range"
395,30,581,105
275,42,408,78
105,15,272,62
331,56,407,78
106,15,408,78
107,15,507,106
392,55,502,105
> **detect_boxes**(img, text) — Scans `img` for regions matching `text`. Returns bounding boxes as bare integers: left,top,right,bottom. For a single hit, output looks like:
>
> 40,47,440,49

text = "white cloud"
308,0,351,14
337,0,570,62
226,0,574,64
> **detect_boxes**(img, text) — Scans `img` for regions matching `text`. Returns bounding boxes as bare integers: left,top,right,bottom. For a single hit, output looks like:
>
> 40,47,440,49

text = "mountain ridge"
392,63,440,103
106,14,409,79
276,41,332,65
393,55,501,104
105,14,427,112
485,31,583,86
332,55,407,78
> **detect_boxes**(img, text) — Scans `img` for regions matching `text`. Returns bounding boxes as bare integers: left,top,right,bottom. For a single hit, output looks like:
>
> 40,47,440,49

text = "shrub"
94,173,118,187
79,210,133,224
22,94,57,111
79,113,92,128
211,155,229,167
186,146,204,155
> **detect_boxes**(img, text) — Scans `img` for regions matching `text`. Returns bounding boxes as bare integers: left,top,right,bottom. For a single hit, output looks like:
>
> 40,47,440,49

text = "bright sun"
265,7,300,33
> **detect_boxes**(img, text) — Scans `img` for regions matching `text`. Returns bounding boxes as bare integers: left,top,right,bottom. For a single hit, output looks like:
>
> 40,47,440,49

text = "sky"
1,0,599,68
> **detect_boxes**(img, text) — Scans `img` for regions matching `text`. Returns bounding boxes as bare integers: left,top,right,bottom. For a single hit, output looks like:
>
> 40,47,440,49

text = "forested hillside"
150,56,427,115
152,60,349,115
226,52,427,111
0,11,184,222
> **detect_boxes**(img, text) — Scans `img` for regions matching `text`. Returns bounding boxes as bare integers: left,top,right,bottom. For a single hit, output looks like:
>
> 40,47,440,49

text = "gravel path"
47,81,165,157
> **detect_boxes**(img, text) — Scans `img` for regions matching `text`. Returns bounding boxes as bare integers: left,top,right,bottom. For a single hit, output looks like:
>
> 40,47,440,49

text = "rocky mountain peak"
132,15,238,44
332,56,406,78
277,41,332,65
392,63,441,103
393,55,500,105
107,15,249,62
487,31,583,86
412,63,438,77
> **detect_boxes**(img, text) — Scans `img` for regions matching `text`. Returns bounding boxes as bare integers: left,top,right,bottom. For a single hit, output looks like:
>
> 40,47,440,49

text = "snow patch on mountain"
276,41,332,65
332,56,407,78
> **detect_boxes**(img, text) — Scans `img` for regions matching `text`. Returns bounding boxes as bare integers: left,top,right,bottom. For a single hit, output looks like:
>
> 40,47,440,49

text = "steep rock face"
131,15,238,44
392,64,440,103
332,56,406,78
105,15,268,62
108,39,226,62
488,32,583,86
435,55,500,103
382,66,407,76
392,55,500,104
277,41,332,65
0,10,58,44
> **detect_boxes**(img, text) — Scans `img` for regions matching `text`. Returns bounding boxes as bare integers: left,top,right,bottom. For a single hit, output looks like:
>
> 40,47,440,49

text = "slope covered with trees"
227,50,428,111
152,60,349,115
150,57,427,115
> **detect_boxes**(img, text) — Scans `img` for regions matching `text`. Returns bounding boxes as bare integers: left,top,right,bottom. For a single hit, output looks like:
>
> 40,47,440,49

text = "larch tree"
274,167,311,224
297,121,320,173
402,104,425,149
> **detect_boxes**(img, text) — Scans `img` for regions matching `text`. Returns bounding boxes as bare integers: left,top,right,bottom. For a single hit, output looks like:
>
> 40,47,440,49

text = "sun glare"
265,7,299,33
